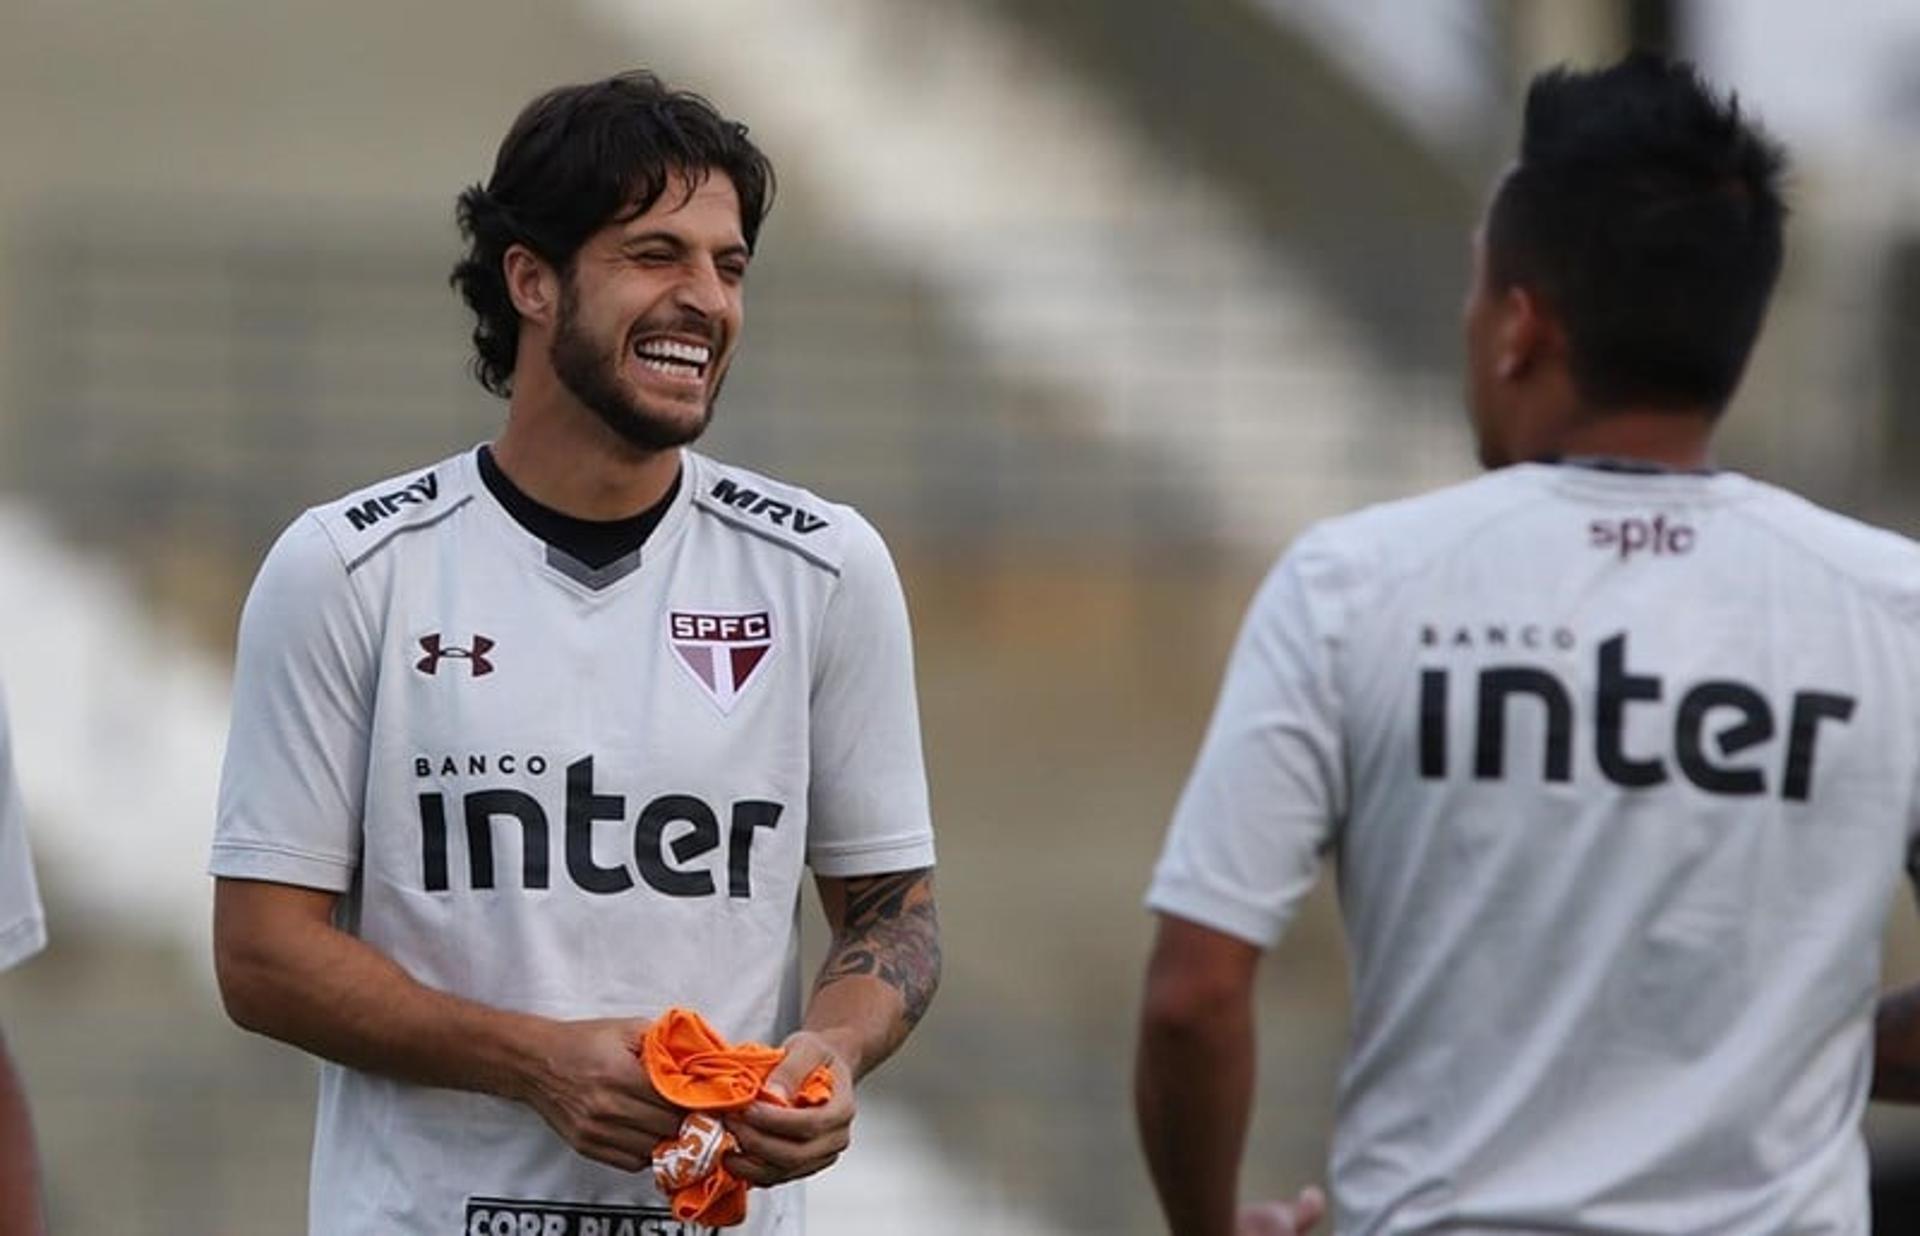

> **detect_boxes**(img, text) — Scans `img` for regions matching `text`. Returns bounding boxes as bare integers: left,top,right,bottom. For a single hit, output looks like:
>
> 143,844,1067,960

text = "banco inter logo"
1418,630,1856,800
418,633,496,677
416,755,782,897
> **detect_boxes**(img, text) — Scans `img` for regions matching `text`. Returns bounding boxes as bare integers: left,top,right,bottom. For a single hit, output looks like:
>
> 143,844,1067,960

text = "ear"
1494,284,1556,382
503,244,561,327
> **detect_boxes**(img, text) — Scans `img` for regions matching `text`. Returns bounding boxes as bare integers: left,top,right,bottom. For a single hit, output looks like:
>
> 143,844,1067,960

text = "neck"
492,367,681,520
1531,405,1718,472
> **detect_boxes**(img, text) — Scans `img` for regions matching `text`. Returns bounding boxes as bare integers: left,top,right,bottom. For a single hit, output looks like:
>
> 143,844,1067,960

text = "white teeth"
635,338,712,366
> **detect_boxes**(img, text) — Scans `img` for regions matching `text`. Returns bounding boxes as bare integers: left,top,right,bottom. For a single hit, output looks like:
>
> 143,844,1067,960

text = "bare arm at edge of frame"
0,1026,47,1236
1874,982,1920,1102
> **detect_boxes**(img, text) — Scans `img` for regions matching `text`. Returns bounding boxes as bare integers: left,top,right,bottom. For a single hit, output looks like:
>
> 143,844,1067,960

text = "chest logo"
669,610,774,713
417,633,495,677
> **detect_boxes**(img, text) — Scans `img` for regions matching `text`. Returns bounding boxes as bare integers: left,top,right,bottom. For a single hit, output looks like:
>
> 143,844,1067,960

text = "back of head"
1486,54,1788,414
449,71,776,398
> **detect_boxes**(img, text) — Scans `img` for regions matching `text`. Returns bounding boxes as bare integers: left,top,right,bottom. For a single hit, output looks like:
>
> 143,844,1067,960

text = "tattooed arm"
722,867,941,1186
804,867,942,1078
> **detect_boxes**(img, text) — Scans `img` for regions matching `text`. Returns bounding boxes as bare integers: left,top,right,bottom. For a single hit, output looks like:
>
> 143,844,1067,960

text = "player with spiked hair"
1139,53,1920,1235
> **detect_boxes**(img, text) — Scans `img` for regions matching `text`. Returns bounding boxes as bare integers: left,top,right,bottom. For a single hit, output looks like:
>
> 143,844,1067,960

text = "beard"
549,277,724,453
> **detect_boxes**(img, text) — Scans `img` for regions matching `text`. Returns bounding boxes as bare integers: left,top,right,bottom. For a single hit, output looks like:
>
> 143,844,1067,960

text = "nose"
673,258,729,321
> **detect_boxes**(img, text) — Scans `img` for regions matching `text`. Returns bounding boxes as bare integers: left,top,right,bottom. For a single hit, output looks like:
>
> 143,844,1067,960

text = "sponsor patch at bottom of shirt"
465,1196,712,1236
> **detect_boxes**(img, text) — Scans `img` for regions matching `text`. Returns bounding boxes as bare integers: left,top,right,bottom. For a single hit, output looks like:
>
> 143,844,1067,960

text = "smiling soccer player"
210,73,939,1236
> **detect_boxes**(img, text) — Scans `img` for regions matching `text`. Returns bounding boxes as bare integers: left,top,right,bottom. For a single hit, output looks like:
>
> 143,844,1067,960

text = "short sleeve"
0,689,47,972
1146,535,1349,948
210,514,375,891
805,514,936,877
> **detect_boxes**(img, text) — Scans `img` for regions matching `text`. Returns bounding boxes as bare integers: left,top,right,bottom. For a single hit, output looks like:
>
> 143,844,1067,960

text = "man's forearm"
0,1031,46,1236
1134,915,1266,1236
214,882,554,1102
1875,984,1920,1102
1135,994,1257,1236
806,868,940,1079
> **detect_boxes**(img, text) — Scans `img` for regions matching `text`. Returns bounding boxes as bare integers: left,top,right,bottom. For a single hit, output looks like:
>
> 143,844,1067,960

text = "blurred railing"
4,203,1471,599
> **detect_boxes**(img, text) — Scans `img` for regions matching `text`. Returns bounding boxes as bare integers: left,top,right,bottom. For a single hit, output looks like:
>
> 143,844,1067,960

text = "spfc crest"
668,610,776,713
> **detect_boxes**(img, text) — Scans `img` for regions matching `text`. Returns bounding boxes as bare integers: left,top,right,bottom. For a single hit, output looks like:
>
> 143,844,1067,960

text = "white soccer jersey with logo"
0,689,47,973
213,448,935,1236
1149,463,1920,1236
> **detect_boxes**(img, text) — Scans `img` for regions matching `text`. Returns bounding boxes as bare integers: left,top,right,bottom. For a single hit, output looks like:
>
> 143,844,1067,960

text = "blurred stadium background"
2,0,1920,1230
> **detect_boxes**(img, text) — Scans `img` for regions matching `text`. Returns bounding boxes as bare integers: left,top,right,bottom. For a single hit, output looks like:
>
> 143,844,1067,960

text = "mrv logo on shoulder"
1418,630,1856,800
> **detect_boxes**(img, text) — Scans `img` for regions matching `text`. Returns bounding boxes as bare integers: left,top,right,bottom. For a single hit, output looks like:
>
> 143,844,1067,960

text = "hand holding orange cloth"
641,1008,834,1228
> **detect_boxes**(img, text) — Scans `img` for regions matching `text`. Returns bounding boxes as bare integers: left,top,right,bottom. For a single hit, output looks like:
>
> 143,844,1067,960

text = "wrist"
799,1025,865,1080
486,1009,559,1105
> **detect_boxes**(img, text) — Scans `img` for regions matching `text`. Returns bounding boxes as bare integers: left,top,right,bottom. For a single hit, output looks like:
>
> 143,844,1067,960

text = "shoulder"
1276,469,1538,594
1734,479,1920,618
302,450,478,573
686,453,876,578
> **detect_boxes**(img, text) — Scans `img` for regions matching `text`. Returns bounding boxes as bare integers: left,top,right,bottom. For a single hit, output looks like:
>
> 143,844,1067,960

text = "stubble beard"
549,278,722,453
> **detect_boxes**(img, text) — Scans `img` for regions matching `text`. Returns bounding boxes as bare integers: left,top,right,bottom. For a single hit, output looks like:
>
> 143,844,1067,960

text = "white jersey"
213,448,935,1236
1149,463,1920,1235
0,689,47,973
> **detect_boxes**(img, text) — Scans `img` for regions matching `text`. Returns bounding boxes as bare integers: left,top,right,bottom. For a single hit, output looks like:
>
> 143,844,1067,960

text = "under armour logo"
417,634,495,677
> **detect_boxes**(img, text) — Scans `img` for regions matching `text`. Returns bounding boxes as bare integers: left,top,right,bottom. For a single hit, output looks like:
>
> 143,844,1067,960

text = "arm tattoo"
816,868,941,1029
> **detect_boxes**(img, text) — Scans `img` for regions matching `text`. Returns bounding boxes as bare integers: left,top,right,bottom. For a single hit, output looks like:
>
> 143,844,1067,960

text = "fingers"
550,1110,656,1174
1235,1187,1328,1236
1294,1185,1328,1230
598,1093,687,1141
721,1141,844,1188
759,1029,838,1103
1235,1204,1297,1236
726,1108,849,1162
706,1027,856,1187
545,1096,682,1169
722,1091,853,1186
573,1134,650,1175
733,1085,851,1137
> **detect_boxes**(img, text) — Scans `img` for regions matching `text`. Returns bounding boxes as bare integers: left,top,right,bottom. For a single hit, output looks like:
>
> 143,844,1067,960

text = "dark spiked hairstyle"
1487,53,1788,412
449,71,775,398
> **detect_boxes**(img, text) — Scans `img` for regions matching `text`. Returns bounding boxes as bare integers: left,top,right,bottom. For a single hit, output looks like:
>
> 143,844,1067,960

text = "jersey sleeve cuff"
1145,874,1291,949
0,912,46,972
209,841,357,892
807,835,936,878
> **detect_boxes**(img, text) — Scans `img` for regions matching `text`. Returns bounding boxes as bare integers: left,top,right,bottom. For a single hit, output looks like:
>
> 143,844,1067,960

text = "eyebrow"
619,231,751,261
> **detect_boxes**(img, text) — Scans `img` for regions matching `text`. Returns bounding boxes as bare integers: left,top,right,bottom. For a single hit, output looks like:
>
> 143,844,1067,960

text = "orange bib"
641,1008,834,1227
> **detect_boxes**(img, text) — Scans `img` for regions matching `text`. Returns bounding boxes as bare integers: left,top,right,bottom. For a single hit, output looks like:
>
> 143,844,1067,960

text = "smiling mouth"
632,336,713,382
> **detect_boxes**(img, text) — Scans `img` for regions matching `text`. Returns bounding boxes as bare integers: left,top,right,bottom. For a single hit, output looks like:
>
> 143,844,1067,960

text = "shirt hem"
0,914,46,972
210,843,356,892
1145,878,1287,949
807,838,936,878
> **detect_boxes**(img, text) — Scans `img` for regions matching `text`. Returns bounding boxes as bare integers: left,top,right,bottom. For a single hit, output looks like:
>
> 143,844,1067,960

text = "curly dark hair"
1487,53,1788,413
449,71,776,398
